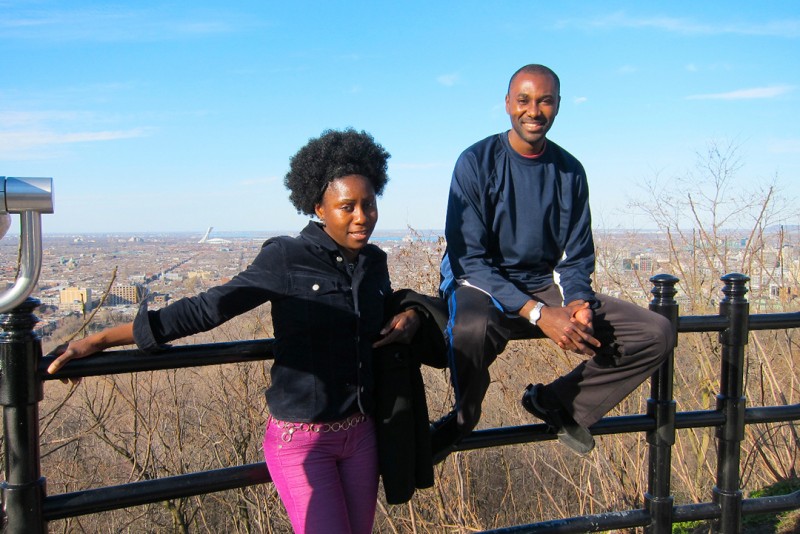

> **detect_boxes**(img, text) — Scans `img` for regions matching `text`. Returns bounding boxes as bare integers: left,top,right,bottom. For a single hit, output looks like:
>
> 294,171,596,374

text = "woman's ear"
314,203,325,225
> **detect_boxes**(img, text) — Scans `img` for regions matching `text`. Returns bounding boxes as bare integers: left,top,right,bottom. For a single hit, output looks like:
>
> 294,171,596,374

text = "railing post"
0,297,46,533
645,274,679,533
713,273,749,534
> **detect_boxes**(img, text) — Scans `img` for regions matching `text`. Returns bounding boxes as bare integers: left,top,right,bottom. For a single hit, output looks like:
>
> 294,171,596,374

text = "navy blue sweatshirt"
441,132,595,313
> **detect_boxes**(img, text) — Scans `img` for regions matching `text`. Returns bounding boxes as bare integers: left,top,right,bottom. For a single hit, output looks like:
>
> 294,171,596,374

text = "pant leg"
263,417,378,534
547,293,674,428
337,418,379,534
446,285,512,435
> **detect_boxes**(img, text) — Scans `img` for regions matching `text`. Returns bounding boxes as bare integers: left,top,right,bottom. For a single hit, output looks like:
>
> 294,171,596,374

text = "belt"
270,413,368,443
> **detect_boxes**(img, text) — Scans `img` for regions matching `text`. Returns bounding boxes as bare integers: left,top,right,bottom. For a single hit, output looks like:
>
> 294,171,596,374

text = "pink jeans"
263,415,379,534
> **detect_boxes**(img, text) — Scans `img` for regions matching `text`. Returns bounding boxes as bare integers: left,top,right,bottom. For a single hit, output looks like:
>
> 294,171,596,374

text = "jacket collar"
300,221,340,252
299,220,380,263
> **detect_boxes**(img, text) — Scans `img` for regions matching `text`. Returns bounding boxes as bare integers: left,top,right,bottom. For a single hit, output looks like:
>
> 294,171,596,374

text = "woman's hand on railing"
47,323,135,384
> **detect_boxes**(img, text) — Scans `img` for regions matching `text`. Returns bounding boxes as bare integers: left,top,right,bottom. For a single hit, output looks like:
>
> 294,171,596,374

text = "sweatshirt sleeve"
444,151,533,313
553,169,596,305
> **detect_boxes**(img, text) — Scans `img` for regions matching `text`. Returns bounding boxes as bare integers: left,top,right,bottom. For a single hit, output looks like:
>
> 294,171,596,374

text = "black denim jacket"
133,221,391,422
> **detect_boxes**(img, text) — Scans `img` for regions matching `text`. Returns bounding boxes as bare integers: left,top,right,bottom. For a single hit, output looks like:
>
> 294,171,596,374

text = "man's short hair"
508,64,560,95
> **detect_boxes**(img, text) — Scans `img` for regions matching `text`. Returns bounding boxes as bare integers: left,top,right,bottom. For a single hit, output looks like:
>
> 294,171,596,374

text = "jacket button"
336,256,343,262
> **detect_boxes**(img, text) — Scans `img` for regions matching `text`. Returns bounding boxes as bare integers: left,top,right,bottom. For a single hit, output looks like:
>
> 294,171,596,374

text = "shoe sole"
557,427,595,456
522,384,595,456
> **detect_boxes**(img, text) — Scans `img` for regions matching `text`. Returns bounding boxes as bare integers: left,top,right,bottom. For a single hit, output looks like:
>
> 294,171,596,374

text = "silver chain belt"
271,414,368,443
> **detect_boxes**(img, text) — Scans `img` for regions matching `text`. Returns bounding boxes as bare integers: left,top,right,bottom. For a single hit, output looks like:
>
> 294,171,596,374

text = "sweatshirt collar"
501,130,553,164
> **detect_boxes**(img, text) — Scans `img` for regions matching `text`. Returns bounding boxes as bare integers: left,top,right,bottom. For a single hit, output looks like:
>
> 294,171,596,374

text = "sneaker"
430,410,461,465
521,383,595,455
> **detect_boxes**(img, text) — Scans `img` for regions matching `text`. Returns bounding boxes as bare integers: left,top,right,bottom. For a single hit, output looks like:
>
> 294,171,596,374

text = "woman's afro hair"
285,128,390,216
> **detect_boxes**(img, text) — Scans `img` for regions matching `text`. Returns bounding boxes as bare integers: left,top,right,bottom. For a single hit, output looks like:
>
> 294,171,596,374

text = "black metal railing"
1,273,799,533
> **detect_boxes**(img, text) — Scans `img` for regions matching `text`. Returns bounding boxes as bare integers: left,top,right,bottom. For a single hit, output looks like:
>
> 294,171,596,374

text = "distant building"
771,284,799,303
622,254,655,273
187,270,216,281
60,287,93,312
38,294,61,307
638,256,655,273
198,227,231,244
107,284,145,306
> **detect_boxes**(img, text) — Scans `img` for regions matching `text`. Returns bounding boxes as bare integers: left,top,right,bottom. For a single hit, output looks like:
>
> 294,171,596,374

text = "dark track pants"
445,284,674,435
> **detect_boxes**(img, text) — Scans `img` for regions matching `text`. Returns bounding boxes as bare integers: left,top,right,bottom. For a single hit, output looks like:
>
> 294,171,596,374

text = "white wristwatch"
528,301,545,326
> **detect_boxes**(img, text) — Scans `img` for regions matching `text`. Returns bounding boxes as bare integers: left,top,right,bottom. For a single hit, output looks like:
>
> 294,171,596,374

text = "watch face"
528,301,545,325
529,302,543,324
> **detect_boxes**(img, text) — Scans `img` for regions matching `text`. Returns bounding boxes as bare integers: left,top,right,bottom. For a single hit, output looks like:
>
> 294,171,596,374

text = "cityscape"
2,224,799,347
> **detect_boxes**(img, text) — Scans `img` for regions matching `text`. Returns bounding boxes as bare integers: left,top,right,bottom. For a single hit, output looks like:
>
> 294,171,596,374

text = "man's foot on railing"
521,383,595,455
430,410,461,465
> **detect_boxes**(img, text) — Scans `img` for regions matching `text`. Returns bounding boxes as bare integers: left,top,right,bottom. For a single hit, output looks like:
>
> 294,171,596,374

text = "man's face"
505,71,560,156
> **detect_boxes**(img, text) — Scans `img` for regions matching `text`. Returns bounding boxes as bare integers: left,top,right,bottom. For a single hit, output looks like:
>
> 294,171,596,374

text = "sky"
1,1,799,236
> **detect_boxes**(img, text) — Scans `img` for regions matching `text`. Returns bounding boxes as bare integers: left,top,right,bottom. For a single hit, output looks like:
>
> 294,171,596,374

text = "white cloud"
436,73,459,87
0,7,245,42
683,63,732,73
573,96,588,105
0,128,149,159
686,85,794,100
618,65,636,74
55,129,149,143
561,11,800,38
0,110,88,127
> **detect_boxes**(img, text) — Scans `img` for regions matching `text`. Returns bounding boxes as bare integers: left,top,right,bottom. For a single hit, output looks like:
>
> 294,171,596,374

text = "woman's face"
314,174,378,261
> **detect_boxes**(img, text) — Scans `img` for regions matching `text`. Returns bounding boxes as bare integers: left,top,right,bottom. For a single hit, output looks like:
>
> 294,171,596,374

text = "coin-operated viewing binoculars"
0,177,54,313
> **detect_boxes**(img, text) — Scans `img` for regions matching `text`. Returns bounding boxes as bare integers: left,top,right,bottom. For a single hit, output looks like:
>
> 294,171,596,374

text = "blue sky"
1,1,799,235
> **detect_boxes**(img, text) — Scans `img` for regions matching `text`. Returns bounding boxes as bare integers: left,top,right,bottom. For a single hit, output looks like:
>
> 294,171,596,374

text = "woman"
47,129,420,533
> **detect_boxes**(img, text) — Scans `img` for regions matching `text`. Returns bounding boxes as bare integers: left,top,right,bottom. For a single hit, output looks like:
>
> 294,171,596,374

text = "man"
432,64,674,461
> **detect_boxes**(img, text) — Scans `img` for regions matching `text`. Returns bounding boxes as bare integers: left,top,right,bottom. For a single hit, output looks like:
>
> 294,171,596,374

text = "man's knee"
644,312,674,366
449,287,507,351
653,312,674,352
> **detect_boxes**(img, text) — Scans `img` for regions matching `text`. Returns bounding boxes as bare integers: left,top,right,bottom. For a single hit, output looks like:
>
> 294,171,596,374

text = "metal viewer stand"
0,177,54,533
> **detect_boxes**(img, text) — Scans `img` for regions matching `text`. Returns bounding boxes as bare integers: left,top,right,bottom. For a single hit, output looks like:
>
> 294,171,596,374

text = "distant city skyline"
1,2,799,234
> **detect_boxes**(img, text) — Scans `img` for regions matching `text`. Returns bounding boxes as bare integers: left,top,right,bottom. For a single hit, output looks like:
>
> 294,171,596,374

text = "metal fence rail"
2,273,799,533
